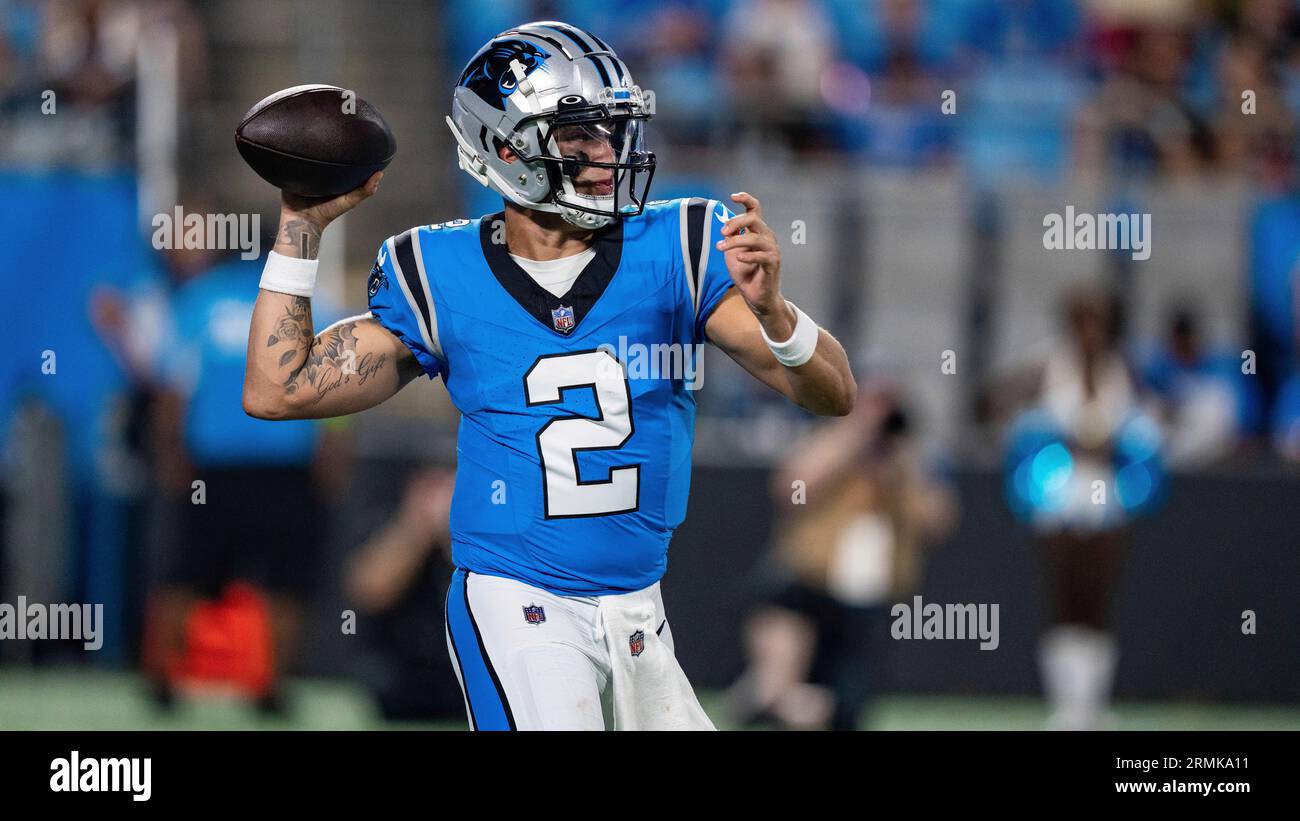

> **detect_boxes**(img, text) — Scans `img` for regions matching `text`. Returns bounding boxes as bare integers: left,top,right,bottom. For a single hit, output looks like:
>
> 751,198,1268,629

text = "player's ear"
495,138,518,164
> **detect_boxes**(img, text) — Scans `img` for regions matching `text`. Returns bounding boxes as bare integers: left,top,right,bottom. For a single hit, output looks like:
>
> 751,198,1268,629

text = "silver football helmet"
447,21,656,230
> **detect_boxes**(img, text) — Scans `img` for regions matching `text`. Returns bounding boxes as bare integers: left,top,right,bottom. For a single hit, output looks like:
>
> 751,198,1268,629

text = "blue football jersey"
368,198,735,595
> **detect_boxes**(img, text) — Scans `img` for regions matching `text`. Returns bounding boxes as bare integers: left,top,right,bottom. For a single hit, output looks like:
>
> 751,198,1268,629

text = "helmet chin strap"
560,205,615,230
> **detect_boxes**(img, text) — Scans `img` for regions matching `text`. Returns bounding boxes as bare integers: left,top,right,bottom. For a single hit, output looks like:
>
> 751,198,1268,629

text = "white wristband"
760,300,819,368
259,250,319,297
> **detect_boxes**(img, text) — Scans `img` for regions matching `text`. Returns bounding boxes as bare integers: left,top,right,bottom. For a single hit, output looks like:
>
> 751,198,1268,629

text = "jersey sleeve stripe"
388,231,439,362
407,228,444,359
685,197,710,315
696,199,718,312
678,199,699,317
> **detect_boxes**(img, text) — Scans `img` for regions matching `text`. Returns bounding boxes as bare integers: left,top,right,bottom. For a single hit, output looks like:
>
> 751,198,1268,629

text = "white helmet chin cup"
555,173,616,228
560,204,615,230
448,22,654,227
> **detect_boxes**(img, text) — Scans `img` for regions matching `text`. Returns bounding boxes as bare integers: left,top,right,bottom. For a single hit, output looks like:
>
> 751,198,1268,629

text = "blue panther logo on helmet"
458,38,549,110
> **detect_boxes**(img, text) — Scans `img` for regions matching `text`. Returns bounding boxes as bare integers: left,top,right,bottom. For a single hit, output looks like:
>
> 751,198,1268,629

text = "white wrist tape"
259,250,319,297
760,300,819,368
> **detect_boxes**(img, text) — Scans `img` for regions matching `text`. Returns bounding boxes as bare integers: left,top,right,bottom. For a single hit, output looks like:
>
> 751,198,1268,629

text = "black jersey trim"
479,212,624,336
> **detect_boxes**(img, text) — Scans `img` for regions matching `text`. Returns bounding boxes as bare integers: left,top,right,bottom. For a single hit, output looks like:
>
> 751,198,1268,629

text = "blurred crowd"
452,0,1300,181
9,0,1295,181
0,0,206,168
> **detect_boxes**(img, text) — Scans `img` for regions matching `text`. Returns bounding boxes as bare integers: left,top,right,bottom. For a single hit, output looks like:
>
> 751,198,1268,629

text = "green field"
2,670,1298,730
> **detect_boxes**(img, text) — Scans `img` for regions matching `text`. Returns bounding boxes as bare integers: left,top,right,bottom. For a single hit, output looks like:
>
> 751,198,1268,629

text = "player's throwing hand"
716,192,786,324
281,171,384,230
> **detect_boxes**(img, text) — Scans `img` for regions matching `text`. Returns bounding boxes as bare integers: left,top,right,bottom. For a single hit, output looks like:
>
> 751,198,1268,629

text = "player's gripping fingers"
720,209,767,237
734,250,777,266
281,171,385,230
340,171,384,208
717,230,776,253
731,191,764,220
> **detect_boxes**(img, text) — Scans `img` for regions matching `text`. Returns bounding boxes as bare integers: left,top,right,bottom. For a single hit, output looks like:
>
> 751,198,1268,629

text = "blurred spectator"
1139,304,1252,466
1076,16,1210,179
1239,0,1297,60
960,0,1082,63
96,237,348,712
1206,33,1295,174
629,3,722,146
1002,284,1161,730
3,169,150,663
955,0,1085,182
343,467,465,722
0,0,206,170
835,40,952,167
1246,143,1300,425
1269,371,1300,460
820,0,956,165
727,378,956,730
846,0,963,73
720,0,837,150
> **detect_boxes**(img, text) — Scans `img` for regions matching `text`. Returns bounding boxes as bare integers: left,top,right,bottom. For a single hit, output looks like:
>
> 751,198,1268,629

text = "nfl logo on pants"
629,630,645,657
522,604,546,625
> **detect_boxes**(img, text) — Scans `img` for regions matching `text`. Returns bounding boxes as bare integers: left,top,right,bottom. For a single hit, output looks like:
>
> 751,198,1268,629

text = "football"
235,84,396,198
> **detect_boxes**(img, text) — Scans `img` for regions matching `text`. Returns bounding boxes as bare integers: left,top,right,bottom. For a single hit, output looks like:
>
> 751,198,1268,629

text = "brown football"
235,84,396,197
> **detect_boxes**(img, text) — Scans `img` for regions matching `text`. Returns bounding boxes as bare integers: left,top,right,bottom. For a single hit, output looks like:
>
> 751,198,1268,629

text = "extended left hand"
717,192,786,320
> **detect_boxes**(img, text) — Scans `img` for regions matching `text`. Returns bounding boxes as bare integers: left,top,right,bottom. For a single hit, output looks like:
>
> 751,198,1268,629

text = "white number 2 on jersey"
524,349,640,518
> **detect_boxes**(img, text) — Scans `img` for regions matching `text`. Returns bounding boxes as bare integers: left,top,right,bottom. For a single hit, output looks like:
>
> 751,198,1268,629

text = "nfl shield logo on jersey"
522,604,546,625
551,304,575,333
629,630,645,657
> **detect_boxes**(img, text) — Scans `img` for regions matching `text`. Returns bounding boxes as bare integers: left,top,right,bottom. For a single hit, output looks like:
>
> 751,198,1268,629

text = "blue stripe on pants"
446,569,515,731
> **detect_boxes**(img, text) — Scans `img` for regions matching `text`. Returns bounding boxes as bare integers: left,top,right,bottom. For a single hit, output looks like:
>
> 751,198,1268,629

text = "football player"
243,21,856,730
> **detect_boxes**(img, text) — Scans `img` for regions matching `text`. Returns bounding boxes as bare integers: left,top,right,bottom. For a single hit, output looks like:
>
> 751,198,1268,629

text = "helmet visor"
540,115,655,220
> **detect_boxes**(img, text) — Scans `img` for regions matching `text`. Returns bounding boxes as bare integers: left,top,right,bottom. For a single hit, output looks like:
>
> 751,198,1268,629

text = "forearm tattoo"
266,296,313,367
265,298,387,403
278,218,322,259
